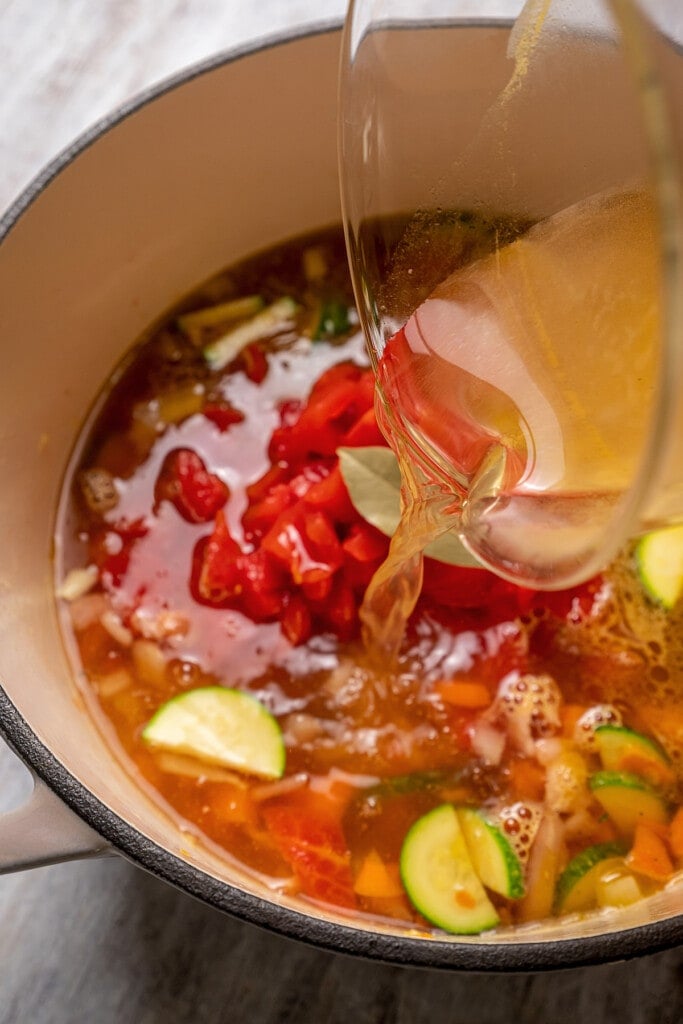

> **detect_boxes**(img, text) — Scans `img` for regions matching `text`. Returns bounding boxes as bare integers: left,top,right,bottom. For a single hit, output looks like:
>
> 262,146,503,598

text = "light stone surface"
0,2,682,1021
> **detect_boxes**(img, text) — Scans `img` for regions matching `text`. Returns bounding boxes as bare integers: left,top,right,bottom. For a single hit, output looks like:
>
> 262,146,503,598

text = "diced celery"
203,297,299,371
57,565,99,601
177,295,264,339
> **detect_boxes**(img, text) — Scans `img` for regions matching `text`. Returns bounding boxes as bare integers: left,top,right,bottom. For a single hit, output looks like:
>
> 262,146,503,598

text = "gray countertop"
1,2,682,1021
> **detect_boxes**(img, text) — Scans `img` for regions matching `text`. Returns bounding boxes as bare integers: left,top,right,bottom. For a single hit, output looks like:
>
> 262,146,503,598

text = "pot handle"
0,771,111,874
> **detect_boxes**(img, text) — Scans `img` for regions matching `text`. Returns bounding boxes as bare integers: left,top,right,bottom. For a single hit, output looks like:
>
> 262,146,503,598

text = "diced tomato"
155,448,229,523
342,521,388,564
303,465,357,523
262,508,343,584
202,402,245,432
268,422,309,467
281,593,313,646
242,484,295,541
89,517,148,587
196,510,242,603
288,462,331,499
238,549,286,620
240,342,268,383
308,361,363,402
284,365,376,459
342,522,388,588
342,407,386,448
301,574,335,602
322,577,358,640
246,464,289,504
303,510,342,561
278,399,303,427
261,795,356,909
295,385,370,456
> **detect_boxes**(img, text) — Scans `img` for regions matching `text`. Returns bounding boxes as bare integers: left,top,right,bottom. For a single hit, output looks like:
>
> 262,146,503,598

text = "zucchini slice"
400,804,500,934
635,525,683,609
143,686,285,780
458,807,525,899
594,725,674,787
588,771,668,835
554,842,628,914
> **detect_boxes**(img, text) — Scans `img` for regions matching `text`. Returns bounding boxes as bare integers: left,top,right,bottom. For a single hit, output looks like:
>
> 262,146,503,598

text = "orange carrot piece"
437,680,492,709
561,703,589,739
353,850,404,899
508,757,546,802
627,822,675,881
670,807,683,859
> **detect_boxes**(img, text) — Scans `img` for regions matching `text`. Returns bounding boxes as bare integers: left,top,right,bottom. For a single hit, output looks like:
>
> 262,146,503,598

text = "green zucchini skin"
635,525,683,609
554,841,628,914
143,686,285,780
458,807,525,900
400,804,500,935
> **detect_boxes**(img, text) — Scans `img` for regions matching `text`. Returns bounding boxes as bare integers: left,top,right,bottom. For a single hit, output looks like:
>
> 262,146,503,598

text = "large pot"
0,22,681,972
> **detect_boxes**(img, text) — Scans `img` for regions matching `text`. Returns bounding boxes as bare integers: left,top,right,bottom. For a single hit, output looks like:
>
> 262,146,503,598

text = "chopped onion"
131,639,167,688
95,669,133,698
308,766,380,795
130,608,189,641
57,565,99,601
100,610,133,647
468,719,506,766
251,773,309,803
283,712,325,745
154,751,248,784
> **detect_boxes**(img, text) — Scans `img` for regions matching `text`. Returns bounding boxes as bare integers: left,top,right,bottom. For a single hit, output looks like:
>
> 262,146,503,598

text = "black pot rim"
1,19,681,973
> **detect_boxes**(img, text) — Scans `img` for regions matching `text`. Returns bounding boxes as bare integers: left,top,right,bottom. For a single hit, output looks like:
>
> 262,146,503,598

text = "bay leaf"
337,446,483,569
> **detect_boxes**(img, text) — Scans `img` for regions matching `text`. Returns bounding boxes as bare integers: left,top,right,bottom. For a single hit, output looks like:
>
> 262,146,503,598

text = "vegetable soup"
56,223,683,935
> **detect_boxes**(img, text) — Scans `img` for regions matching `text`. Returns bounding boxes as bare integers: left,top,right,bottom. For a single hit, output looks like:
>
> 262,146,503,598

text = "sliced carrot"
508,757,546,802
627,822,675,881
436,680,492,709
561,703,589,739
353,849,404,899
670,807,683,859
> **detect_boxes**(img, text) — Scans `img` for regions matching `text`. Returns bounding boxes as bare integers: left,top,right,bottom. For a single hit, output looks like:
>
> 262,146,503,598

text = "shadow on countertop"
0,855,681,1024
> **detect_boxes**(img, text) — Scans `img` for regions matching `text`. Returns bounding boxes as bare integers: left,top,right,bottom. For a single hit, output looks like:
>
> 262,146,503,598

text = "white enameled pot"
0,23,681,971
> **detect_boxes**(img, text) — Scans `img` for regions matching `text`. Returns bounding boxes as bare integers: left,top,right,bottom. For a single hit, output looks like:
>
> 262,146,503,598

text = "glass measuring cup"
339,0,683,589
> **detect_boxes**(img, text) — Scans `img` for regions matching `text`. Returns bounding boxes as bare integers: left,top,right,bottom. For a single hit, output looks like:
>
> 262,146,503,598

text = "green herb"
337,446,483,569
313,299,351,340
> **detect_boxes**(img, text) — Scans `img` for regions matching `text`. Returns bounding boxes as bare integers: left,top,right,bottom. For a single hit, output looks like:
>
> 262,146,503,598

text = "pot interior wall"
0,25,681,949
0,28,344,905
